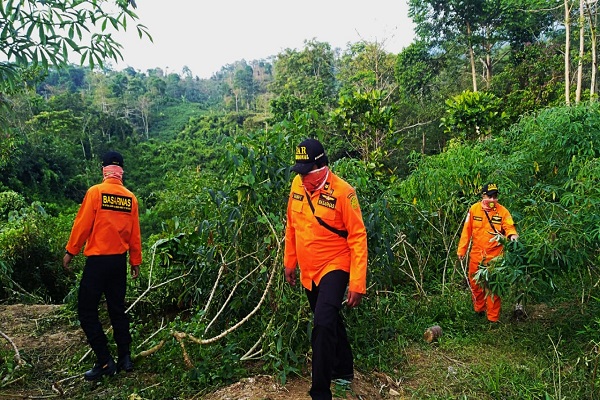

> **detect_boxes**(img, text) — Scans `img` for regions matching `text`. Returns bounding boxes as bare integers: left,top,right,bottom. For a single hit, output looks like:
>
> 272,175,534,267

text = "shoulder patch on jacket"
292,192,304,201
102,193,132,212
348,192,359,209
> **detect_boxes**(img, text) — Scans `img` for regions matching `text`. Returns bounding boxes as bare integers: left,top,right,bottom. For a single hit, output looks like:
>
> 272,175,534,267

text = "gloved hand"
509,234,519,242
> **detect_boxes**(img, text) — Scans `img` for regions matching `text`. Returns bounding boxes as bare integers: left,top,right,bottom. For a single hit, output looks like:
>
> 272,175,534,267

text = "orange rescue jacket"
457,201,517,261
66,178,142,266
284,172,368,294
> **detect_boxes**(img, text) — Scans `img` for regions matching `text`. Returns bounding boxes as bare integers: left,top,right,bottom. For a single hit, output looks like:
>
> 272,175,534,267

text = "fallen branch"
134,340,166,359
203,248,259,327
0,329,25,369
126,242,194,314
173,332,193,369
103,209,283,370
136,318,166,350
173,250,279,346
204,255,266,334
0,374,25,388
51,372,82,396
240,314,274,361
169,206,283,361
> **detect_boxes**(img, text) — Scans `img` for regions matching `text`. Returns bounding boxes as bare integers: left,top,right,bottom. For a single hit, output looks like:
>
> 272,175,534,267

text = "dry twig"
0,329,24,368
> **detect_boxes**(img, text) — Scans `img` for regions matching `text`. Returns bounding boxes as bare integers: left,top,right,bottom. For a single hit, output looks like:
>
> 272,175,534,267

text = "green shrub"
0,202,73,303
0,190,26,219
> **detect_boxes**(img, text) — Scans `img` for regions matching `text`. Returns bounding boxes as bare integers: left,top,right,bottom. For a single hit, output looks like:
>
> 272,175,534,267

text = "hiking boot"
117,354,134,373
84,357,116,381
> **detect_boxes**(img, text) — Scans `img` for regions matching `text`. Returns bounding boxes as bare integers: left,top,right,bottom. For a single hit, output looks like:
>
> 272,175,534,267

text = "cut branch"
0,329,25,368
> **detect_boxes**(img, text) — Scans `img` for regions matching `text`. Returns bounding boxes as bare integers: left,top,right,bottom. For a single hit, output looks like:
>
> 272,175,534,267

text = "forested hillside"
1,1,600,399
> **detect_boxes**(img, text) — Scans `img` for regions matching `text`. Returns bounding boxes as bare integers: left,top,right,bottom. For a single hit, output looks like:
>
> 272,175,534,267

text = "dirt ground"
0,304,404,399
197,371,395,400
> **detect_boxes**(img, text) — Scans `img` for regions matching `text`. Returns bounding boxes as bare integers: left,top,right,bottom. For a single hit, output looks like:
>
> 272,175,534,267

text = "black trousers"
305,270,354,400
78,253,131,363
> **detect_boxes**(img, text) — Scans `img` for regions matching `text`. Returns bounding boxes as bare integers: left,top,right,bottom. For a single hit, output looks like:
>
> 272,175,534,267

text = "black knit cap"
102,151,124,168
291,138,328,175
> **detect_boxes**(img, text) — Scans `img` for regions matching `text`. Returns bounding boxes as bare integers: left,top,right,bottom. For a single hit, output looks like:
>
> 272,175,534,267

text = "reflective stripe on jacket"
66,178,142,266
457,201,517,262
284,172,368,294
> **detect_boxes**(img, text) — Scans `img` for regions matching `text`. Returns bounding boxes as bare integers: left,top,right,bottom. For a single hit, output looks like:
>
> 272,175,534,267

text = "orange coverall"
65,178,142,266
284,172,368,294
457,201,517,322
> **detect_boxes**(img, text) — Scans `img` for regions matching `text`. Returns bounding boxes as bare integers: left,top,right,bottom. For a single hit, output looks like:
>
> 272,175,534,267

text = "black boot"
84,357,116,381
117,354,134,373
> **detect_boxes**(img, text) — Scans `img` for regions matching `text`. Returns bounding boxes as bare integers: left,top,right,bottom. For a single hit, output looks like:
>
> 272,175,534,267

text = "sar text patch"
102,194,132,212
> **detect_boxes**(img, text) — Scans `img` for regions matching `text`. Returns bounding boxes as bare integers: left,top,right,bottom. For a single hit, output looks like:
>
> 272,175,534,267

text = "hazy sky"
111,0,416,78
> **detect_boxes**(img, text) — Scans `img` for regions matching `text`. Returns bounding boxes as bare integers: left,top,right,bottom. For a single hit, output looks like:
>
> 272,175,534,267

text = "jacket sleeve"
283,186,298,270
342,191,368,294
128,195,143,266
457,206,473,257
501,207,518,239
65,188,97,255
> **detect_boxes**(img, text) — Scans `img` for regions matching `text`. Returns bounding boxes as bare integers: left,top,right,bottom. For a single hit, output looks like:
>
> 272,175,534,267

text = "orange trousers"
468,257,501,322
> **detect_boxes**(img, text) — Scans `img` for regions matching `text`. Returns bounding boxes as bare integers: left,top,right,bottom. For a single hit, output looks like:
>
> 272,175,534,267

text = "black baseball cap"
291,138,328,175
481,183,499,196
102,151,124,168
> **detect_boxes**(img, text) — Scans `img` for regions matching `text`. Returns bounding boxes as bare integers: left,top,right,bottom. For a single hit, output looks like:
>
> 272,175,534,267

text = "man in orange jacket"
457,183,518,323
284,138,368,400
63,151,142,381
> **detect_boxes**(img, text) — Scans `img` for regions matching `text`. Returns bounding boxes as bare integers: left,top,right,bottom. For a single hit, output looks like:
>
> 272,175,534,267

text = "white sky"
111,0,416,78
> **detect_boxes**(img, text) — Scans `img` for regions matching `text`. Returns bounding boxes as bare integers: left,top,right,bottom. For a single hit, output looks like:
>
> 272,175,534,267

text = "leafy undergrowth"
1,296,599,399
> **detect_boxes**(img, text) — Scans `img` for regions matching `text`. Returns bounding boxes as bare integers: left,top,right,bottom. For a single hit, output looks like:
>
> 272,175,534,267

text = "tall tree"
409,0,560,91
269,39,338,120
409,0,486,91
330,89,397,165
576,0,585,103
338,41,398,96
395,41,451,156
586,0,598,99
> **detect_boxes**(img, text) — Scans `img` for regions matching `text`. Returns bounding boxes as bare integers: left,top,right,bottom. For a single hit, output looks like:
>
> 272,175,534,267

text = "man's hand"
63,253,74,272
458,254,465,261
131,265,140,279
509,234,519,242
284,267,296,286
346,291,363,308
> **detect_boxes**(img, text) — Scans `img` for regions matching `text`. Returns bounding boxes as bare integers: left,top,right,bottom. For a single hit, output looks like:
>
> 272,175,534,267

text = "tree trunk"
484,26,492,89
586,0,598,100
467,21,478,92
576,0,585,103
565,0,572,105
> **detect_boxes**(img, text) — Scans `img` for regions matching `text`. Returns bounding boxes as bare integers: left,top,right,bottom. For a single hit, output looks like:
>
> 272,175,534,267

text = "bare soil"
0,304,402,399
